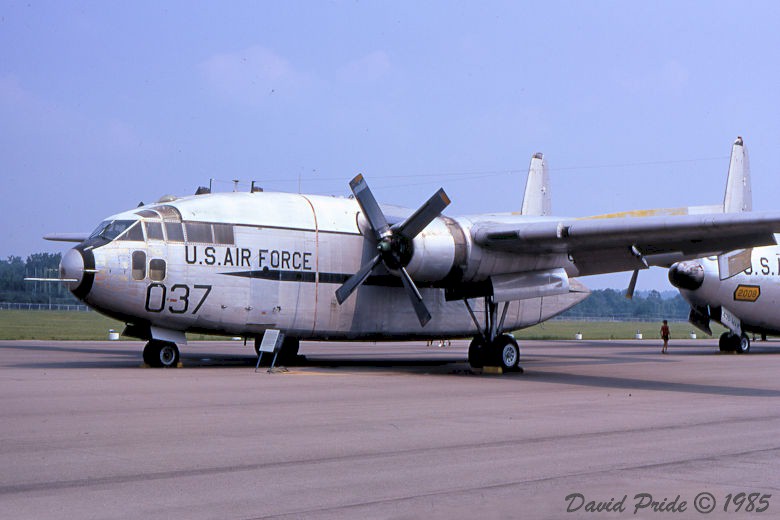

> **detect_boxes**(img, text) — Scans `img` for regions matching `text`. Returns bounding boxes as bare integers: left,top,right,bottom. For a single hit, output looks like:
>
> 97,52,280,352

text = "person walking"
660,320,670,354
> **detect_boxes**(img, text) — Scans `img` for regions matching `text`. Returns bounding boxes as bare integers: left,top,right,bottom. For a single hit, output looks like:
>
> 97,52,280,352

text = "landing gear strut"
464,295,522,372
143,340,180,368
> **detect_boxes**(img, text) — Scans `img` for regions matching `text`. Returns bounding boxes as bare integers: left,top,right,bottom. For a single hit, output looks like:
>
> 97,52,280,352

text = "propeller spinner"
335,174,451,326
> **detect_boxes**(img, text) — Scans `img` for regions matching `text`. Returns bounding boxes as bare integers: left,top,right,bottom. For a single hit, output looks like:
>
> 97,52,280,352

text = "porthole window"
149,259,166,281
132,251,146,280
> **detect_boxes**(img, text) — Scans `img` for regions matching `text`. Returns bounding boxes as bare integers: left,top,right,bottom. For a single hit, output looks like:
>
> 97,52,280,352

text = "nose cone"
668,261,705,291
60,248,84,287
60,247,95,300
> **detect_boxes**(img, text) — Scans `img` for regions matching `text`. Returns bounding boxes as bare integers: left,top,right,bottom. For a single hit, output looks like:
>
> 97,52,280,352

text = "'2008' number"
145,283,212,314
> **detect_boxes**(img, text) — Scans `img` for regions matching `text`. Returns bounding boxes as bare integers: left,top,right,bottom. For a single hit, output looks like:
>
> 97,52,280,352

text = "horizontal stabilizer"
43,233,89,243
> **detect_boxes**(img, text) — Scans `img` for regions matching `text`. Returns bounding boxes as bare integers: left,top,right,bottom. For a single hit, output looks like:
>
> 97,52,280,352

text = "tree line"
0,252,691,318
561,288,689,320
0,253,77,304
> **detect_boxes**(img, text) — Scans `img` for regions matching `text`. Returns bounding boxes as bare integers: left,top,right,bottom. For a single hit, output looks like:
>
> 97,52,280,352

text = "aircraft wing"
471,211,780,276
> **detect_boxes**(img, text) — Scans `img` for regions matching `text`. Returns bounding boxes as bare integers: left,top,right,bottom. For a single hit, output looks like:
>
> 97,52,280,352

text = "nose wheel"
143,340,180,368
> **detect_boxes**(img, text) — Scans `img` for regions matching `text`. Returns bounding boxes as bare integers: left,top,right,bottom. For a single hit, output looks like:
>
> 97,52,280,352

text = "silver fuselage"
676,245,780,335
62,191,588,340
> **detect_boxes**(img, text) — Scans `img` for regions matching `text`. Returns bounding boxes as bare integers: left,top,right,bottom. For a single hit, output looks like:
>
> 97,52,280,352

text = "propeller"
335,174,451,326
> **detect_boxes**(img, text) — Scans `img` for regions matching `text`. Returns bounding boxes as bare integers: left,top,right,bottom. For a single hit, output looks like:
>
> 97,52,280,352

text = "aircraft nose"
60,247,95,299
668,260,705,291
60,248,84,286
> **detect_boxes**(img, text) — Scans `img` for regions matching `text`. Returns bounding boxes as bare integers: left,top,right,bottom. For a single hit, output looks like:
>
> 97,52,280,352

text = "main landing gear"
143,340,180,368
719,332,750,354
464,295,522,372
254,336,303,366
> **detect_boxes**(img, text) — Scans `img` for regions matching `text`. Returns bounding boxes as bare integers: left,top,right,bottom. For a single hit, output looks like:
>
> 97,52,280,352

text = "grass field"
0,310,725,342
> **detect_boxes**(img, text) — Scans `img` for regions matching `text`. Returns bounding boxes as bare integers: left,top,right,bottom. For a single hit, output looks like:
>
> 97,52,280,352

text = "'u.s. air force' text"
185,245,313,270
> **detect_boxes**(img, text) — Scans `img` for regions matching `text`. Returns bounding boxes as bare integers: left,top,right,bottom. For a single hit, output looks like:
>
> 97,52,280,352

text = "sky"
2,0,780,290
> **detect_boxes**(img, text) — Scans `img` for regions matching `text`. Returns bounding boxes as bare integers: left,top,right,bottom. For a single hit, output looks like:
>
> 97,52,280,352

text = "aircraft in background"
669,137,778,353
39,142,780,371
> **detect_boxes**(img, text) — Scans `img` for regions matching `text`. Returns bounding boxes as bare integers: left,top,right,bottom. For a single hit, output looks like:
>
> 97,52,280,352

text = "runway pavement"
1,338,779,519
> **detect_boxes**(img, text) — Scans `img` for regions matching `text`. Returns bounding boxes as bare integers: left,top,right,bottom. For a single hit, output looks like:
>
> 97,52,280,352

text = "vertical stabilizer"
723,136,751,213
718,137,753,280
521,152,551,216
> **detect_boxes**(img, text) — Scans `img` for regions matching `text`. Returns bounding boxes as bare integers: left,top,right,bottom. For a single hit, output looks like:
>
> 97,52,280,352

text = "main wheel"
492,334,520,371
158,342,180,367
735,333,750,354
143,341,160,366
278,337,301,365
468,337,485,369
719,332,736,352
143,340,179,368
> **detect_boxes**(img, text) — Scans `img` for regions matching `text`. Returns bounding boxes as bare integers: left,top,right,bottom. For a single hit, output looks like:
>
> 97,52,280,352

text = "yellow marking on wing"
580,207,689,220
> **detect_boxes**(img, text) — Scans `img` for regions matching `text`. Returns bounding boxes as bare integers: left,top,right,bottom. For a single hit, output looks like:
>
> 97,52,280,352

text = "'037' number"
145,283,212,314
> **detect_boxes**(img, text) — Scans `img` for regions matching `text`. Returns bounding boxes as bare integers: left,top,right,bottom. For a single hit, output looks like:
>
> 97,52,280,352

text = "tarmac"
1,338,779,519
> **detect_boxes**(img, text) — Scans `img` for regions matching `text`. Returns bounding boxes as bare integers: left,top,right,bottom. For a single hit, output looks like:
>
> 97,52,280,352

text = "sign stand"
255,329,284,373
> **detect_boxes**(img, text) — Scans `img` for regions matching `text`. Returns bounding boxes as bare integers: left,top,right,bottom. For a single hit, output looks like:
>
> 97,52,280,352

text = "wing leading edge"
472,211,780,277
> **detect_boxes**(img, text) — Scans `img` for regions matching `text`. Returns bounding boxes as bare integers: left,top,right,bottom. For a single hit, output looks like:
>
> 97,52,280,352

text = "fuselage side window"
149,259,166,281
145,221,164,241
165,222,184,243
132,251,147,280
185,222,214,243
213,223,235,245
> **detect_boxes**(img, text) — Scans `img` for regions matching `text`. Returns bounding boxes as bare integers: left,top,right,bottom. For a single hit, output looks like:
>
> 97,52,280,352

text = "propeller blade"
626,269,639,300
395,188,451,239
335,254,382,304
350,174,390,240
399,266,431,326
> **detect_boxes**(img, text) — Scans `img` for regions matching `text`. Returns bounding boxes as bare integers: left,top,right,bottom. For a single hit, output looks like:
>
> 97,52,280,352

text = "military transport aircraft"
669,137,780,354
40,142,780,371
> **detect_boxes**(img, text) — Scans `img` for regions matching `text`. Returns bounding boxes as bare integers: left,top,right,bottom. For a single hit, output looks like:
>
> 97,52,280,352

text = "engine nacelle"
405,216,467,282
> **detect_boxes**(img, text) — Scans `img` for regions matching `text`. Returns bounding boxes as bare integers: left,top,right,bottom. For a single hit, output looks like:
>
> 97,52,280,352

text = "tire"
143,341,160,366
468,338,485,368
158,342,180,367
719,332,735,352
278,337,301,365
735,334,750,354
492,334,519,371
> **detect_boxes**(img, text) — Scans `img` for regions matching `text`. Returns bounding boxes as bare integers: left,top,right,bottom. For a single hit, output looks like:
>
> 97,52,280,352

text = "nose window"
132,251,147,280
149,259,166,281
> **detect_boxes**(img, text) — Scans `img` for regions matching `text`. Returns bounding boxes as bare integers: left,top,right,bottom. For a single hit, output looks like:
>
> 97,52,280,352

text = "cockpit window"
117,222,144,241
145,221,164,241
213,223,235,245
89,220,137,241
165,222,185,243
136,209,160,219
185,222,214,243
